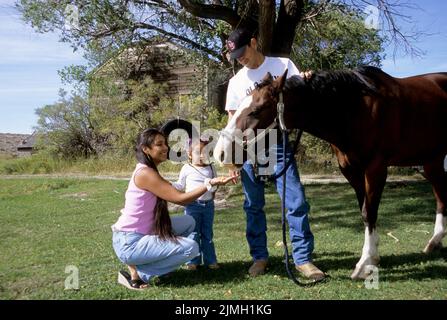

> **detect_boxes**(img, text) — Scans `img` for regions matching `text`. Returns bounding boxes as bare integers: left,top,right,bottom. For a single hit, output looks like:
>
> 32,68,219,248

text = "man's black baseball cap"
226,28,254,59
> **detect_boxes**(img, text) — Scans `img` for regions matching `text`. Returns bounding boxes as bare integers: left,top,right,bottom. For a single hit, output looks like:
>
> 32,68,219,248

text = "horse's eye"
249,108,261,117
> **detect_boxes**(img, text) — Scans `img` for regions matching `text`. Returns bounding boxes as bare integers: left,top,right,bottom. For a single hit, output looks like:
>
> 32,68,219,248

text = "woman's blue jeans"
241,135,314,266
112,215,199,283
185,200,217,266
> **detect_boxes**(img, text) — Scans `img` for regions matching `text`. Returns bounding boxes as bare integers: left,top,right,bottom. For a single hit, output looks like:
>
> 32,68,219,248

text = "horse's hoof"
350,258,379,280
350,269,364,280
351,270,367,280
423,242,443,254
350,267,372,280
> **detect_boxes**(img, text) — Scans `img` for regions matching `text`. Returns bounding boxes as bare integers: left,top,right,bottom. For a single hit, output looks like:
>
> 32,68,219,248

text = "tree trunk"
258,0,276,56
179,0,305,58
272,0,305,57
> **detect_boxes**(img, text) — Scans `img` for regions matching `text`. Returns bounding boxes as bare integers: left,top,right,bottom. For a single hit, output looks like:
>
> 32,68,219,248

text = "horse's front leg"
351,159,387,280
335,149,365,212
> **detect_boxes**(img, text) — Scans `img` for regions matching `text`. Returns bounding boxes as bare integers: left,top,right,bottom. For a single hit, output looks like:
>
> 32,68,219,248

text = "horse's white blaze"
351,227,379,280
213,95,253,166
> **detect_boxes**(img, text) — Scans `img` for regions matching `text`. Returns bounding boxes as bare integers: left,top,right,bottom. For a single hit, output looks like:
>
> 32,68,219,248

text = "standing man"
225,27,325,281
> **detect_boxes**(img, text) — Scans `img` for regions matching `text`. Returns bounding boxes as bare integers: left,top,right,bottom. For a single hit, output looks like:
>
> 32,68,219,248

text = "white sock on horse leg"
361,227,379,261
432,213,447,243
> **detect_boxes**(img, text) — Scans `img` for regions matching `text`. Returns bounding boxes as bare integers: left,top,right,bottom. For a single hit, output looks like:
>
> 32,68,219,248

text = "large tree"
17,0,422,66
293,1,384,70
18,0,410,160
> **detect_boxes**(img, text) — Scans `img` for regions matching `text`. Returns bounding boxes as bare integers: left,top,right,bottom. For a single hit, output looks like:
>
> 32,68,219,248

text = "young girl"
111,129,232,290
172,138,223,270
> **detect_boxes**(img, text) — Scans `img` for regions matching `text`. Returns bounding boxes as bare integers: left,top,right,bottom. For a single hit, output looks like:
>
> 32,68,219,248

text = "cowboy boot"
248,259,268,277
295,262,325,281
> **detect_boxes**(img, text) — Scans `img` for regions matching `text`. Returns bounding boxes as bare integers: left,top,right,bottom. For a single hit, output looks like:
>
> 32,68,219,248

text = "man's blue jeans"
185,200,217,266
241,135,314,266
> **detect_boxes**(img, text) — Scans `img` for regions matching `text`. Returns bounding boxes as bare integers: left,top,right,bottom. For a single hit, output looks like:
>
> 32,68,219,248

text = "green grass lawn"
0,177,446,299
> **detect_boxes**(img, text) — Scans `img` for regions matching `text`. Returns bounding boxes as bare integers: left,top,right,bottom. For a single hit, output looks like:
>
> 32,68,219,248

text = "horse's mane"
283,66,384,98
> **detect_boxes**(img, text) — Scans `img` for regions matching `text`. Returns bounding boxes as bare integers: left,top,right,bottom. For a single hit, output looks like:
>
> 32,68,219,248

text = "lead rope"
277,93,317,287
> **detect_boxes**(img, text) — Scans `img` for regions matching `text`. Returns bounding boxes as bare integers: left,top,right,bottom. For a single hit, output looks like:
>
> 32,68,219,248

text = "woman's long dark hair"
135,128,177,242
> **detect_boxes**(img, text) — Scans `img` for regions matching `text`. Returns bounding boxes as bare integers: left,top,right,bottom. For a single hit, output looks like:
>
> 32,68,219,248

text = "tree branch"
178,0,241,27
132,22,222,60
346,0,424,57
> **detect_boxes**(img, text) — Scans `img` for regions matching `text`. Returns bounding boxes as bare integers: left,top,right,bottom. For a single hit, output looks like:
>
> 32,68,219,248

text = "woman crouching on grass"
112,128,233,290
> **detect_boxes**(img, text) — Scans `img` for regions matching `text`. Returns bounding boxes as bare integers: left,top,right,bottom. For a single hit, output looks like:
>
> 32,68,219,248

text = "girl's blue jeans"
112,215,199,283
185,200,217,266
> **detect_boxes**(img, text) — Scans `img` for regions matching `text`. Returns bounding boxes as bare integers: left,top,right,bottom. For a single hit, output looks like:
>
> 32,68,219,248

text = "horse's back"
359,67,447,131
359,67,447,98
394,73,447,164
358,68,447,165
400,72,447,95
396,72,447,115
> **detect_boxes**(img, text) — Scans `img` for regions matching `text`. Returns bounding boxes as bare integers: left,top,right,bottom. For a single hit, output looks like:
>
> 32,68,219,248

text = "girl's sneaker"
186,264,198,271
208,263,220,270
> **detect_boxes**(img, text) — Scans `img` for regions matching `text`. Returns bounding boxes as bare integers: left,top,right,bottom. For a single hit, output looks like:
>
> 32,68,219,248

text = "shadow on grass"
379,248,447,281
149,246,446,288
155,254,355,288
154,260,254,288
312,248,447,281
154,256,331,288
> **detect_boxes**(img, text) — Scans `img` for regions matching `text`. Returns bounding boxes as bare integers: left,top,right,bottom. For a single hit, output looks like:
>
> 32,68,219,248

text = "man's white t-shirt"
225,56,301,111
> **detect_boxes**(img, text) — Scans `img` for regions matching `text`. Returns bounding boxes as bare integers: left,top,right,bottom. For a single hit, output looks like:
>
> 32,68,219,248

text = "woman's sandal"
117,270,148,291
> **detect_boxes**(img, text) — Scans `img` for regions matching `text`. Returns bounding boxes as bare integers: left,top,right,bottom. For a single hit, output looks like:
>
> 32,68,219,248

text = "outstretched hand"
228,169,240,184
210,174,239,186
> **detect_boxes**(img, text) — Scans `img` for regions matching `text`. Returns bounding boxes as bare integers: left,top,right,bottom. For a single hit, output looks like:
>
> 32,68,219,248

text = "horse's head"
237,70,288,132
213,70,288,168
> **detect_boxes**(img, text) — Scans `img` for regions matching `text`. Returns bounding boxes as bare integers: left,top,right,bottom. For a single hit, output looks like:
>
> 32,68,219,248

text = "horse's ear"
262,72,273,83
274,69,288,91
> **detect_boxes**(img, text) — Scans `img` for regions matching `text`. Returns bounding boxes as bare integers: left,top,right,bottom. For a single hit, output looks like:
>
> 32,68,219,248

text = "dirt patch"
60,192,89,199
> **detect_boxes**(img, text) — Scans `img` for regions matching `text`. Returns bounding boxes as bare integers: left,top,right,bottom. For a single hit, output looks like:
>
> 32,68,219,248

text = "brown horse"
214,66,447,279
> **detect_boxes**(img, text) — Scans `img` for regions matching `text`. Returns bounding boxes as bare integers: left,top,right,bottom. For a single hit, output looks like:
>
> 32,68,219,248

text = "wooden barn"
16,133,37,157
90,41,228,112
